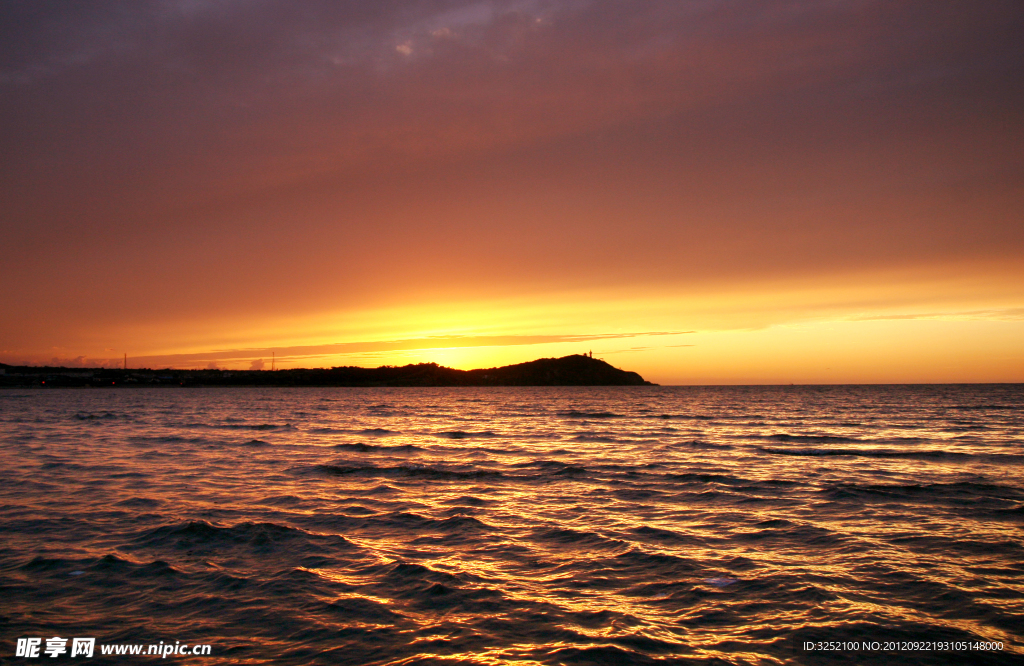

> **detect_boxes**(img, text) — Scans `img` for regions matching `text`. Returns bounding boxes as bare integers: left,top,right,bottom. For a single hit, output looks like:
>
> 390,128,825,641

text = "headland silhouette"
0,354,655,387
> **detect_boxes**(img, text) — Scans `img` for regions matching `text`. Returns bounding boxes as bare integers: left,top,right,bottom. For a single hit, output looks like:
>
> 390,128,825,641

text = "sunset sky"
2,0,1022,384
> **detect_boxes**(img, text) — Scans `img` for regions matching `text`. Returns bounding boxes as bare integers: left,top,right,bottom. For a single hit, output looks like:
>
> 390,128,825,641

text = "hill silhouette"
0,354,655,387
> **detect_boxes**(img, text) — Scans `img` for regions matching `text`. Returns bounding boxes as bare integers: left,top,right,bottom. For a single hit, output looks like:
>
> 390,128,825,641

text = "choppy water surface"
2,385,1023,665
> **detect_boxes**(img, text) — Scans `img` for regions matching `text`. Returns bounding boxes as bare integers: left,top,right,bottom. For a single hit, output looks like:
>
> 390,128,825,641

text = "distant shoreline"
0,354,655,388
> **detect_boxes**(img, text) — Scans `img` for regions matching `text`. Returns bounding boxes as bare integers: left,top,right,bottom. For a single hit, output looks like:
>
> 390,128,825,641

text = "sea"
1,385,1022,665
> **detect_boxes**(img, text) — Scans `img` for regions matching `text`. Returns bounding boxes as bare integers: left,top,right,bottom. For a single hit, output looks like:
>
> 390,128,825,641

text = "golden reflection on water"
1,385,1022,663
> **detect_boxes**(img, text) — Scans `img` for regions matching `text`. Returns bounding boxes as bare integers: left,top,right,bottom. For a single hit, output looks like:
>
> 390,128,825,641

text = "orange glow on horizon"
5,261,1021,384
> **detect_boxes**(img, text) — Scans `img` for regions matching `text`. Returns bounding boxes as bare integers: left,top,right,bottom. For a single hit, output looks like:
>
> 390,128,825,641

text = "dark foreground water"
1,385,1022,665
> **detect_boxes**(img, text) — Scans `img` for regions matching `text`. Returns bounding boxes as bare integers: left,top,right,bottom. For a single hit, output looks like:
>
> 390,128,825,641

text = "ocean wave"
547,644,670,666
766,433,863,443
114,496,162,508
314,463,503,480
442,495,493,506
513,459,576,470
359,428,400,436
734,523,844,547
125,434,209,446
667,472,745,484
309,427,401,436
630,525,706,546
436,430,497,439
20,553,184,579
759,446,962,458
333,442,422,452
650,413,715,420
131,519,356,554
19,554,88,572
190,422,296,431
506,460,591,478
92,554,182,577
660,439,733,450
990,505,1024,521
755,446,1007,460
355,512,494,536
957,404,1020,411
316,596,408,623
557,410,621,418
532,526,628,551
570,434,625,443
820,481,1024,501
74,412,119,420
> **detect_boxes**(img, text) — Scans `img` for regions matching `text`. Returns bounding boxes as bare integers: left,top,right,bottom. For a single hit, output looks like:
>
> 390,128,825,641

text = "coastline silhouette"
0,354,655,387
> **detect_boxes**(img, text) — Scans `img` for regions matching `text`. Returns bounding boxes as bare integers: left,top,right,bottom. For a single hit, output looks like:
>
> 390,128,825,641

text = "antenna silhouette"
271,351,275,372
